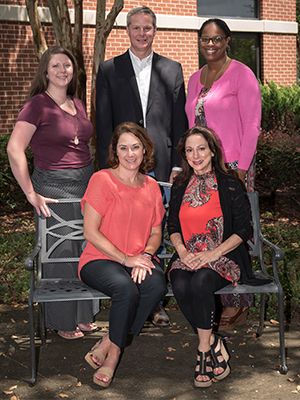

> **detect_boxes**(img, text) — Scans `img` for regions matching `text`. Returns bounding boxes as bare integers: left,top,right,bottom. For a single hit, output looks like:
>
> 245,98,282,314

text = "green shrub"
257,81,300,194
256,127,300,193
0,134,34,209
0,218,35,303
250,223,300,322
260,80,300,131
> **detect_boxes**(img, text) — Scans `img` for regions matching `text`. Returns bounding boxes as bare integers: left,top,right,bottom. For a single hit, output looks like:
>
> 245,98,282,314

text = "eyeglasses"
199,36,226,45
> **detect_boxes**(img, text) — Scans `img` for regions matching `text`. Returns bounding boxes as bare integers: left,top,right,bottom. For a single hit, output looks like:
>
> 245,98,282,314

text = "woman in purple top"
7,46,99,339
185,19,262,327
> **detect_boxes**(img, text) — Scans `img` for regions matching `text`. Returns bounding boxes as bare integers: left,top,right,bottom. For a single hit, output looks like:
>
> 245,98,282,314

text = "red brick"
0,1,297,136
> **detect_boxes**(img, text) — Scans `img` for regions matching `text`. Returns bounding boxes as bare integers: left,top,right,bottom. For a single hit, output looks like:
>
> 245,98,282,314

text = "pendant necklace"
46,90,79,145
203,56,229,88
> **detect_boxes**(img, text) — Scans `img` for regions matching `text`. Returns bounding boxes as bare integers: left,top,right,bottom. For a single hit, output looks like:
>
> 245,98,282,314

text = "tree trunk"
46,0,63,45
25,0,47,59
72,0,86,104
89,0,124,168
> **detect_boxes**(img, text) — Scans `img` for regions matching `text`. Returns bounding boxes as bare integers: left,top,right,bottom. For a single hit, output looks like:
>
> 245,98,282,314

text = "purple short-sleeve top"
16,93,93,170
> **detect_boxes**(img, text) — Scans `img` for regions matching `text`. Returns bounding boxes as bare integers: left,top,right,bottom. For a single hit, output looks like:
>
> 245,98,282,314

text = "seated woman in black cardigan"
167,126,268,388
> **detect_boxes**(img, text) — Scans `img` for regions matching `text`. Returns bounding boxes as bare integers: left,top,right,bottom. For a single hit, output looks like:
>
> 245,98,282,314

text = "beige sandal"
93,366,114,388
85,340,106,369
57,327,84,339
78,323,98,332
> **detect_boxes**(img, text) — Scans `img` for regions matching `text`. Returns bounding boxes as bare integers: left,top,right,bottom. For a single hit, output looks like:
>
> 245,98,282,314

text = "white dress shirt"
129,48,153,128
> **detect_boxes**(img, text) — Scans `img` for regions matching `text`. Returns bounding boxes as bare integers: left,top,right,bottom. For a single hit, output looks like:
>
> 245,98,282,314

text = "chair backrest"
246,191,263,257
37,190,263,273
38,198,84,264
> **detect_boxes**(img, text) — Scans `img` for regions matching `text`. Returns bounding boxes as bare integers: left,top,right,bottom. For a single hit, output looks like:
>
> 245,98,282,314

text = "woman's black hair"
199,18,232,39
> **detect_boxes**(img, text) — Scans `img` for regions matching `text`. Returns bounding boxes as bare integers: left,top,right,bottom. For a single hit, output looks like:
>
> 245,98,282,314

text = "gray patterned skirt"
31,162,99,331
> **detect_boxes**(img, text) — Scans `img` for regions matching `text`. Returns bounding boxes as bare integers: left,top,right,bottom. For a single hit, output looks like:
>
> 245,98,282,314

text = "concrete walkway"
0,304,299,400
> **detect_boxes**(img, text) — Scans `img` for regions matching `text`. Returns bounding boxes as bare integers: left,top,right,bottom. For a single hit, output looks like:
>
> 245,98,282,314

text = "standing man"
96,5,187,183
96,5,188,325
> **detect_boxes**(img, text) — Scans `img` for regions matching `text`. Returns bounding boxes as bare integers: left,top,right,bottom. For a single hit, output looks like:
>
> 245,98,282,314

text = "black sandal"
194,349,213,388
210,335,230,381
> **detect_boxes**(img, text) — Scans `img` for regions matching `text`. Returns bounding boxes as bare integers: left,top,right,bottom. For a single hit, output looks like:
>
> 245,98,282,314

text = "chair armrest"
25,245,41,271
259,232,284,261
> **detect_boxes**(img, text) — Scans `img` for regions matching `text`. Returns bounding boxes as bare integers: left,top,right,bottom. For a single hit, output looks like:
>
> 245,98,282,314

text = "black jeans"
80,259,167,348
170,268,229,332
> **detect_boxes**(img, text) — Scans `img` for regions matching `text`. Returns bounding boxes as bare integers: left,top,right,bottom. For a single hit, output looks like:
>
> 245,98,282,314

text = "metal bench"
25,189,287,385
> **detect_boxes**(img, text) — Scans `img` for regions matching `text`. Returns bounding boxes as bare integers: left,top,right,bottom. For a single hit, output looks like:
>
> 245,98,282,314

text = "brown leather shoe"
150,305,170,327
219,307,248,328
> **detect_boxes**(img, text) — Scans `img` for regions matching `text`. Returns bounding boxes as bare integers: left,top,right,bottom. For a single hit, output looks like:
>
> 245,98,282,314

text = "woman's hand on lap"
178,249,201,270
193,249,222,270
128,255,154,284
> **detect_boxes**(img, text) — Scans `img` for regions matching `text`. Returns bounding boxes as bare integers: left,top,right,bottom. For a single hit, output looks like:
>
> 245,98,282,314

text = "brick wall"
260,0,297,85
0,0,297,136
104,28,198,83
0,17,198,136
261,34,297,85
109,0,197,16
0,22,56,135
261,0,296,21
0,23,36,135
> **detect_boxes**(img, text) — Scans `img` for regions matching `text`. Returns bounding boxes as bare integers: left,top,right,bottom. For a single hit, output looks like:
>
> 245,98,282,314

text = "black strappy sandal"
194,349,213,388
210,335,230,381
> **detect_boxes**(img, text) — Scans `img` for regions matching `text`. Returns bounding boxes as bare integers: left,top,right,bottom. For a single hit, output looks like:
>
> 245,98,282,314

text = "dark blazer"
96,50,188,181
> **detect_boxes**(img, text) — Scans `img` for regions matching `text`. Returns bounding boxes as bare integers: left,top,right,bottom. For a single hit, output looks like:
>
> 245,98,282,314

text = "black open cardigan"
167,171,259,285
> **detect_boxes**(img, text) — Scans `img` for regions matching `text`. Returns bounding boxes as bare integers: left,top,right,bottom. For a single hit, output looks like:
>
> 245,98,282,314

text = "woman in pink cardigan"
185,18,261,327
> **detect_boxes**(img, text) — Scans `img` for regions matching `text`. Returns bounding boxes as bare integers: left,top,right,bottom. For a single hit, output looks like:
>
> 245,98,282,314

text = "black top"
167,171,259,284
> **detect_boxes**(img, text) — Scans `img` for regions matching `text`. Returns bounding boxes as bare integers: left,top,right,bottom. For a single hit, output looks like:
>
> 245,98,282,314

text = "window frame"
197,0,260,19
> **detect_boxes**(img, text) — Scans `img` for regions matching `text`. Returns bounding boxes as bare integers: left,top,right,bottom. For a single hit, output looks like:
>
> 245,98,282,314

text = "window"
197,0,259,19
198,33,261,79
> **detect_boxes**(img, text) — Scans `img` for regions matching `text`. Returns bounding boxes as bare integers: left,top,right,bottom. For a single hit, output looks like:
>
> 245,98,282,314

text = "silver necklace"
203,56,229,88
46,90,79,145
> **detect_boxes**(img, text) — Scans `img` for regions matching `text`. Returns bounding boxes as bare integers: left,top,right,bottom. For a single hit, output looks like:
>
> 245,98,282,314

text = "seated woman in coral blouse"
78,122,166,388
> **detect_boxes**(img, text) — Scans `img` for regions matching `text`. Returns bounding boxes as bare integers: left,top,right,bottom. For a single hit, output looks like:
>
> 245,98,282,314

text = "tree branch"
46,0,63,45
72,0,86,103
25,0,47,60
89,0,124,167
57,0,72,49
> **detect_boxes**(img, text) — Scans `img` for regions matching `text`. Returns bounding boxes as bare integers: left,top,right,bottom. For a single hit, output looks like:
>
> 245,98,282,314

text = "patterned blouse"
194,87,210,127
169,170,240,285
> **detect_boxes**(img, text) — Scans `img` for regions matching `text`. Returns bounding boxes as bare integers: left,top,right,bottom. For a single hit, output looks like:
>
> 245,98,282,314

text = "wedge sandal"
210,334,230,380
93,366,115,388
194,349,213,388
85,339,106,369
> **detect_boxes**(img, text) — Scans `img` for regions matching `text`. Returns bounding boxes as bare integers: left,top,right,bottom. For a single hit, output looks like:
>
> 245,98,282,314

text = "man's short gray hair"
126,6,157,28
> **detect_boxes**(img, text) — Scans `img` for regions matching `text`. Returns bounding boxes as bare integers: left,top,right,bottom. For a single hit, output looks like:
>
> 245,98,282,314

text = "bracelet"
142,252,153,260
122,254,128,266
175,242,184,249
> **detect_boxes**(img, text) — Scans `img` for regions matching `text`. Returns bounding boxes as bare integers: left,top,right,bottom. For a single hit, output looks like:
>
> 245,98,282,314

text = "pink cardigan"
185,60,261,171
